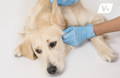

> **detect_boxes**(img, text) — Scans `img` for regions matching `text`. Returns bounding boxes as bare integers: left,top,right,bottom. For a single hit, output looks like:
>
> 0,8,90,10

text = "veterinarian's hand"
62,24,96,46
50,0,79,6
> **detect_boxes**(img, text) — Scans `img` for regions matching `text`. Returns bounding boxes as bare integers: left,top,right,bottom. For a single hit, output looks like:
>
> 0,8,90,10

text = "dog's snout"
47,65,57,74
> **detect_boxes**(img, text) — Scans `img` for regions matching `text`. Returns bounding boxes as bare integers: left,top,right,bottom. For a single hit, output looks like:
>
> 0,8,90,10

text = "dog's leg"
91,36,117,62
90,15,117,62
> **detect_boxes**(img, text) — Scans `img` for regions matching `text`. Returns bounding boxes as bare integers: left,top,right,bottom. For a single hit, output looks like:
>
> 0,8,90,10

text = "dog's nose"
47,65,57,74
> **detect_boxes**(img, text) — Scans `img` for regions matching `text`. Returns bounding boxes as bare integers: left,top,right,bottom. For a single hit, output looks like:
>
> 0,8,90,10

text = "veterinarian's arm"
50,0,79,6
62,17,120,46
94,17,120,35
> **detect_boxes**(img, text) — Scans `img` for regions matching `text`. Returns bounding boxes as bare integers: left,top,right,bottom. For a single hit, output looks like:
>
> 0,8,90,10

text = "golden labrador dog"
15,0,117,76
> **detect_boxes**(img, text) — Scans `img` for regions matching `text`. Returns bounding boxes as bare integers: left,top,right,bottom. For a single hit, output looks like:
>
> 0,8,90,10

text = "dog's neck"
60,2,90,26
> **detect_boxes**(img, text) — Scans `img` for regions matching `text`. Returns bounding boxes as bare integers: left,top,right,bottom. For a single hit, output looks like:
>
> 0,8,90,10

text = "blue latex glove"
50,0,79,6
62,24,96,46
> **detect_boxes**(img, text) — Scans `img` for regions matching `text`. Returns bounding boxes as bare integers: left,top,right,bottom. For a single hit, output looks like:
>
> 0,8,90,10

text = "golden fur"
15,0,117,75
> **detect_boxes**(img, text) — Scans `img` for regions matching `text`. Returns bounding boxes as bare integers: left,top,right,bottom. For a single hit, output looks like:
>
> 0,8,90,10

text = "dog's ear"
51,0,67,30
16,39,37,60
37,0,51,9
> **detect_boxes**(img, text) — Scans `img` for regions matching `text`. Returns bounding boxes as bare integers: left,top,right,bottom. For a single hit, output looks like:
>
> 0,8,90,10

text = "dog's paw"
14,52,22,57
14,48,22,57
101,52,118,62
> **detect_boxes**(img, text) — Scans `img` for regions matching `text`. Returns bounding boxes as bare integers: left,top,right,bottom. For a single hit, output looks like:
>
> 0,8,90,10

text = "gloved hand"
50,0,79,6
62,24,96,46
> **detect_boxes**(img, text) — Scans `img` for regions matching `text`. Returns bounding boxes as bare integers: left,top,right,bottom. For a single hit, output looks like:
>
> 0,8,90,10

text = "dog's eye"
35,49,42,54
49,41,57,48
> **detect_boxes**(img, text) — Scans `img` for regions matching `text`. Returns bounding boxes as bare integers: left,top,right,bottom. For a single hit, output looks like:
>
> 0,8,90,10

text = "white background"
0,0,120,78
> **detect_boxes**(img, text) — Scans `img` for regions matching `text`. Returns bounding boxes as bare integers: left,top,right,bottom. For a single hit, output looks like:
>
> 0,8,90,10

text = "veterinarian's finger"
62,30,73,39
62,37,73,45
62,31,75,43
63,26,73,33
62,35,69,41
50,0,54,3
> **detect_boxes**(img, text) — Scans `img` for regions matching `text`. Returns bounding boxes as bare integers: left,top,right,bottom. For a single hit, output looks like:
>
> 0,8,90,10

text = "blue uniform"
50,0,80,6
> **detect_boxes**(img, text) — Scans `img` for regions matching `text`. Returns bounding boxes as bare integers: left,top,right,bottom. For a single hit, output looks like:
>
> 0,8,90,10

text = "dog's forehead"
30,25,63,42
40,25,63,37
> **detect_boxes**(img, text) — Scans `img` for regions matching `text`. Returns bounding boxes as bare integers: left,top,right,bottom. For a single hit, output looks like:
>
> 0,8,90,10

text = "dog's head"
16,0,71,76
